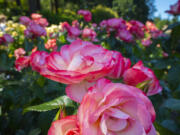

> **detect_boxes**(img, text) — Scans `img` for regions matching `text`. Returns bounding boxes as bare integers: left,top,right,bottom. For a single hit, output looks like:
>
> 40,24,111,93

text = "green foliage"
24,96,75,113
112,0,150,22
91,5,119,24
40,9,77,24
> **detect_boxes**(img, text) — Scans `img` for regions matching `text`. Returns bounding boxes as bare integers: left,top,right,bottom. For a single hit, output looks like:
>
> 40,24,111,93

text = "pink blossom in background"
107,51,131,79
145,21,159,32
163,52,169,58
72,20,80,28
78,78,156,135
31,13,42,20
82,28,97,41
15,56,30,71
128,20,145,39
19,16,31,26
66,26,81,41
99,20,107,28
107,18,127,30
48,115,80,135
34,18,49,27
78,10,92,22
166,0,180,15
123,61,162,96
45,39,57,51
24,22,46,38
117,28,133,43
141,38,152,47
14,48,26,59
30,51,49,72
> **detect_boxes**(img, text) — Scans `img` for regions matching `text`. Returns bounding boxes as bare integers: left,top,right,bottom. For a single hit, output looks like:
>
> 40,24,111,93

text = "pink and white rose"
78,78,156,135
123,61,162,96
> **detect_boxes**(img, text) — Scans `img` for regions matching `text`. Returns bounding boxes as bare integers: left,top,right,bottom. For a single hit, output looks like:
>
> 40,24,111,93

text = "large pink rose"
48,115,80,135
123,61,162,96
78,78,156,135
34,40,114,84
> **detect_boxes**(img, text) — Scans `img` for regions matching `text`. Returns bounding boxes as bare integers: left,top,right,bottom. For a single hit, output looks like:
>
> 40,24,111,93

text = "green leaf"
28,128,41,135
163,98,180,111
23,96,74,113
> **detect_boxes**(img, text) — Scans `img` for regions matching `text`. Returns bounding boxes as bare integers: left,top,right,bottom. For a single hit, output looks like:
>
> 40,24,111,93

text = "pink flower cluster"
0,34,13,45
166,0,180,15
14,10,165,135
20,13,47,38
48,78,157,135
45,38,57,51
99,18,144,43
61,21,97,42
14,39,162,135
99,18,165,46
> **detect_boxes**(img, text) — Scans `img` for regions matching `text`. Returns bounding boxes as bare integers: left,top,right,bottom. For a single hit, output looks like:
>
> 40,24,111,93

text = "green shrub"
40,9,78,24
91,5,119,24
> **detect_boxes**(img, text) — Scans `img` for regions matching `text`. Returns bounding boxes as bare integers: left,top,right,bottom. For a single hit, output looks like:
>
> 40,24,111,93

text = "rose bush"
0,5,180,135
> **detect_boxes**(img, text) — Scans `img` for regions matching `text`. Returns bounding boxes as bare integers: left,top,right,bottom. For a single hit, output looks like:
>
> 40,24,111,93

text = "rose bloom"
48,115,80,135
145,21,158,32
25,22,46,38
34,18,49,27
30,40,114,102
100,20,107,29
15,56,30,71
107,51,131,79
31,13,42,20
141,38,152,47
107,18,126,30
45,39,57,51
128,20,145,39
123,61,162,96
19,16,31,26
116,28,133,43
14,48,26,59
78,10,92,22
78,78,156,135
72,20,80,28
166,0,180,15
30,51,49,72
82,28,97,41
